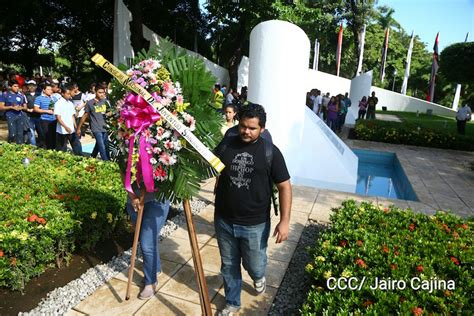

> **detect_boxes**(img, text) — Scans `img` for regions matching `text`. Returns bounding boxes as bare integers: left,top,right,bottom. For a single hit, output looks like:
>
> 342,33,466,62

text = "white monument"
346,71,373,126
248,20,358,192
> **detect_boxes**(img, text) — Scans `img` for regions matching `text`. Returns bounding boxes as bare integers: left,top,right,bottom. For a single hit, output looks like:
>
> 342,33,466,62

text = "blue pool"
82,142,96,154
354,149,418,201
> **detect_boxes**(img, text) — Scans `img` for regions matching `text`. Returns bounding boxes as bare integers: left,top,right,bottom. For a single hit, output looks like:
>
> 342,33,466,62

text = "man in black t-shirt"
214,103,292,315
366,91,378,120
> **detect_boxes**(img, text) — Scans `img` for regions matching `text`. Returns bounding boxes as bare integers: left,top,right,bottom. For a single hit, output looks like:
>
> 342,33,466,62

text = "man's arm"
76,112,89,137
34,104,53,114
56,115,72,134
273,179,292,243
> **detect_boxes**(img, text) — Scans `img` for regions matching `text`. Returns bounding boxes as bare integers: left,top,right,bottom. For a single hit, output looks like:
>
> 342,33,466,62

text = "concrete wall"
346,71,373,125
304,69,456,119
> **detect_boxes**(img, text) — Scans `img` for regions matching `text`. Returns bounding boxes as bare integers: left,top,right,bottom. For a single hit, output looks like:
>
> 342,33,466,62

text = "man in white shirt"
54,86,82,155
313,89,323,118
456,103,472,135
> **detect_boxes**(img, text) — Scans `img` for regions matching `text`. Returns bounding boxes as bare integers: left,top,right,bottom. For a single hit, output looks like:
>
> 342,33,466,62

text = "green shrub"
0,143,127,290
302,201,473,315
354,120,474,151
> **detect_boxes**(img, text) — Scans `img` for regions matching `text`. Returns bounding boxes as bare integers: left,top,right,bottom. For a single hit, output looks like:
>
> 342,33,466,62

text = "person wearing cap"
0,79,27,144
25,80,44,146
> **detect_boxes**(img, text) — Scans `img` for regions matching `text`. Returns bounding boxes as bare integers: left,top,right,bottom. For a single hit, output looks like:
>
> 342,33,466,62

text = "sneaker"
138,282,157,300
254,276,266,295
218,304,240,316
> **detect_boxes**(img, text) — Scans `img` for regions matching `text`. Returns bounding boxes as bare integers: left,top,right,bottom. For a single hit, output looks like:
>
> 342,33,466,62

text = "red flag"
427,32,439,102
380,28,390,82
336,24,343,76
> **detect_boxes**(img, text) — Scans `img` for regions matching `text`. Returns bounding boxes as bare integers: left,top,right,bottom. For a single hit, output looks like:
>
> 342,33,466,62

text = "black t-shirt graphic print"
215,137,290,226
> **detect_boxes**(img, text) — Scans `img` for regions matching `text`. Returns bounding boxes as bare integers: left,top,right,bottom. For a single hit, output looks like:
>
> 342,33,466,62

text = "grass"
376,110,474,138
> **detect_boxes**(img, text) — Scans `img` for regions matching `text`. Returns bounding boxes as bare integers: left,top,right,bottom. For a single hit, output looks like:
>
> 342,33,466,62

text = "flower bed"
354,120,474,151
302,201,473,315
0,143,127,290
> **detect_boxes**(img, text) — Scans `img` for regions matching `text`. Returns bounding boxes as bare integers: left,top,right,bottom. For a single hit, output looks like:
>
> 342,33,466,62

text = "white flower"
150,158,157,165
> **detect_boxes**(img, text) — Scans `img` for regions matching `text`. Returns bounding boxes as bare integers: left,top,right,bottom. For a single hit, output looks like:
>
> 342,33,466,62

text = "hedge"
354,120,474,151
0,143,127,290
302,200,473,315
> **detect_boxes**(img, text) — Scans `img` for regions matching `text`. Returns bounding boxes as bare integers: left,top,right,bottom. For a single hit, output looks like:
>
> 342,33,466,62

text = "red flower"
356,240,363,247
394,250,400,256
382,245,389,253
390,264,398,270
383,207,390,213
416,265,424,272
36,217,47,225
450,256,460,266
442,223,451,233
73,195,81,201
27,214,38,222
461,223,468,230
362,300,373,307
339,239,348,247
452,231,459,239
355,258,367,268
0,249,4,257
409,223,416,231
412,307,423,316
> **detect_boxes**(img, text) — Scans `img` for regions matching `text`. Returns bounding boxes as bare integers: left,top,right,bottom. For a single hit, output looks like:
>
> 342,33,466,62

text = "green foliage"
302,200,473,315
354,118,474,151
440,42,474,85
0,143,127,290
108,42,223,203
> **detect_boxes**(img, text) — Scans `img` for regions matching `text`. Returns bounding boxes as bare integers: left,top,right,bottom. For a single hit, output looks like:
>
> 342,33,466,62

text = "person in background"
77,85,109,160
24,80,44,146
358,96,368,120
71,83,88,137
34,82,56,149
213,84,224,112
456,102,472,135
326,96,339,132
321,92,330,121
51,80,62,104
366,91,378,120
221,104,239,136
54,86,82,155
0,80,27,144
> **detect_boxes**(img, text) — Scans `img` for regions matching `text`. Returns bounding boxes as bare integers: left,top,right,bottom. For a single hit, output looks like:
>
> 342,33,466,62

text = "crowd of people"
306,89,379,132
0,71,111,160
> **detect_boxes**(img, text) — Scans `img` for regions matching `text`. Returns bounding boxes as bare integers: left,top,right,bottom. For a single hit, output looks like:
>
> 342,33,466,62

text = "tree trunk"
228,48,243,90
128,0,149,54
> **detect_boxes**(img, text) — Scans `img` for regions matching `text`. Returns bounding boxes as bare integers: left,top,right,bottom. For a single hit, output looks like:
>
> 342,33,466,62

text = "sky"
378,0,474,51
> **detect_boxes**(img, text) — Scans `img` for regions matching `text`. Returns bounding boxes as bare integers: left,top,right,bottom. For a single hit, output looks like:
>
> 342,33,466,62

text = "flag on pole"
380,28,390,82
427,32,439,102
356,24,366,75
336,24,343,76
313,39,320,71
452,32,469,110
401,30,415,95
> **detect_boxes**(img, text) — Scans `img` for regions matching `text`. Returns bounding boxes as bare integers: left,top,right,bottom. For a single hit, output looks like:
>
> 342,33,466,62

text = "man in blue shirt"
0,80,27,144
34,82,56,149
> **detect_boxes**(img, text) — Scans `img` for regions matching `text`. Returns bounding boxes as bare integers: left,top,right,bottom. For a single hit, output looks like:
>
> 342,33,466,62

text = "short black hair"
9,79,19,86
239,102,266,128
215,84,221,90
42,82,52,90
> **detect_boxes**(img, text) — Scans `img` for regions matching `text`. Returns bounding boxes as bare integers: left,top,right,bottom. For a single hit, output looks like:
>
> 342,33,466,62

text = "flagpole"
452,32,469,110
313,39,319,71
401,30,414,95
427,32,439,102
336,24,343,77
356,24,366,76
380,28,390,83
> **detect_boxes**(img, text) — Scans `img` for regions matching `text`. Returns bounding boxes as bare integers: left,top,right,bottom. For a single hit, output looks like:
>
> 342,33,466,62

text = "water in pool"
354,149,418,201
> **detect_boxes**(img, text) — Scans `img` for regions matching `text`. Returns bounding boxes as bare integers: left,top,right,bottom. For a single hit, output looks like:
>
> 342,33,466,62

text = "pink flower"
165,140,174,150
157,127,165,136
177,95,183,104
153,147,162,154
159,152,172,165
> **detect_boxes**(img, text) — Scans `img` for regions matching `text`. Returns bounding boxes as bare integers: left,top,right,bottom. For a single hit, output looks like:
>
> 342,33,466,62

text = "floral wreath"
111,58,197,193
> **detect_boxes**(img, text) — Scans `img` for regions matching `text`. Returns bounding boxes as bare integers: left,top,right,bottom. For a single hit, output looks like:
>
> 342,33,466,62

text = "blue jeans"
215,215,270,307
7,114,24,144
127,200,170,285
91,131,109,160
29,117,44,146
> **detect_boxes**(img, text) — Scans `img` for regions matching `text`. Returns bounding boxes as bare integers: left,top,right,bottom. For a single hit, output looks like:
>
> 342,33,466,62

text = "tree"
440,42,474,84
